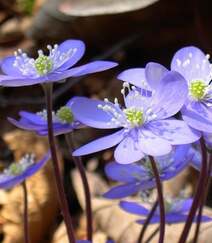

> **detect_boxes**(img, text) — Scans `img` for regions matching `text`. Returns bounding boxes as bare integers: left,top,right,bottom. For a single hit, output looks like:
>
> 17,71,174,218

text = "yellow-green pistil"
190,80,206,100
124,108,144,127
34,55,53,75
56,106,74,123
9,163,23,175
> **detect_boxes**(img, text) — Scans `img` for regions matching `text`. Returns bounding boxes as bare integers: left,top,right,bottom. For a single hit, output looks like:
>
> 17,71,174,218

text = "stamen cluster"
2,154,35,177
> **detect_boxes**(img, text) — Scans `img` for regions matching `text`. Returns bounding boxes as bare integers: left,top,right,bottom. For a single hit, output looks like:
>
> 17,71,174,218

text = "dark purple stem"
65,134,93,241
137,200,158,243
149,156,165,243
178,137,207,243
22,181,30,243
44,84,76,243
193,151,212,243
144,226,160,243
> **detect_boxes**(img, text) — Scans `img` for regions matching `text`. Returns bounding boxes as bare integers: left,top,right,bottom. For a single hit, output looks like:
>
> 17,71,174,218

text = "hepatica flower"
0,153,50,189
8,98,80,136
0,39,117,87
104,145,192,199
171,46,212,132
120,198,212,224
72,66,200,164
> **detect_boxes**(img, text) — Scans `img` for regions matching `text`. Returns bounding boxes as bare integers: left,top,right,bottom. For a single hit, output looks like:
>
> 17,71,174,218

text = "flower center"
124,108,144,127
4,154,35,176
8,163,23,175
34,55,53,75
189,80,206,100
56,106,74,124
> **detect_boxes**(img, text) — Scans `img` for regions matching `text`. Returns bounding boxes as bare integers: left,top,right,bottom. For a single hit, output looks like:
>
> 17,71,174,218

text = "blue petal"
114,135,145,164
148,119,201,145
182,102,212,132
105,162,147,182
117,68,150,90
150,71,188,119
171,46,211,84
71,96,121,129
73,130,125,156
0,152,50,189
172,199,193,213
139,128,172,156
8,117,44,131
160,145,191,180
0,75,46,87
56,39,85,71
1,56,24,77
103,183,141,199
48,61,118,81
19,111,47,125
145,62,169,90
120,201,149,215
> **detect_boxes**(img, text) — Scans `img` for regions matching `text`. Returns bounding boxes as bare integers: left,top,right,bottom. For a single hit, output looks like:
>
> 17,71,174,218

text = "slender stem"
178,137,208,243
44,84,76,243
137,200,158,243
144,226,160,243
22,181,30,243
193,152,212,243
149,156,165,243
65,133,93,241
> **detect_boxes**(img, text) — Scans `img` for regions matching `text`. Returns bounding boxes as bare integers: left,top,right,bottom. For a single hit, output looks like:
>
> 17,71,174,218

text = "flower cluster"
0,40,117,87
103,145,192,199
0,152,50,189
1,39,212,242
8,98,81,136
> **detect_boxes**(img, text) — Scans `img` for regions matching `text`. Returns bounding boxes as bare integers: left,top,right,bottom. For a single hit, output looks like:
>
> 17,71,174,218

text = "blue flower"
0,153,50,189
120,198,212,224
171,46,212,132
104,145,192,199
72,65,200,164
8,98,81,136
0,39,117,87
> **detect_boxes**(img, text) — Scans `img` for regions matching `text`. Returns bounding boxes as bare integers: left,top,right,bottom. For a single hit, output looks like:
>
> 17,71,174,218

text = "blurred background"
0,0,212,242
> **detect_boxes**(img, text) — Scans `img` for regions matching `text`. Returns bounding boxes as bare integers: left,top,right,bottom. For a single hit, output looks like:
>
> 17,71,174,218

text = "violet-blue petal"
19,111,47,125
117,68,150,89
145,62,168,90
8,117,43,131
73,130,125,156
47,61,118,81
137,214,212,224
181,102,212,132
172,199,193,213
114,135,145,164
139,128,172,156
103,183,141,199
71,96,121,129
120,201,149,215
0,75,46,87
0,152,50,189
1,56,24,77
151,71,188,119
55,40,85,71
148,119,201,145
105,162,147,182
171,46,211,84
